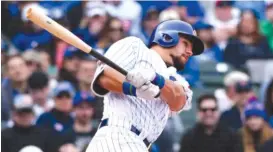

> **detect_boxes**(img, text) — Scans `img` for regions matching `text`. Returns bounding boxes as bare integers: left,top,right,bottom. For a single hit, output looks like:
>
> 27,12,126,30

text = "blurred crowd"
1,1,273,152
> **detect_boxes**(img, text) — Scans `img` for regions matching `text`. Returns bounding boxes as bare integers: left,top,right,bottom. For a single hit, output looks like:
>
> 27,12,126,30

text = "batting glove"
126,68,156,88
122,81,160,100
136,82,160,100
126,68,166,89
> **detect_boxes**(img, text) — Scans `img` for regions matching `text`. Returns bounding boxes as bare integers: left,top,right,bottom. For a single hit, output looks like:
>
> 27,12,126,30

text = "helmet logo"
162,33,173,43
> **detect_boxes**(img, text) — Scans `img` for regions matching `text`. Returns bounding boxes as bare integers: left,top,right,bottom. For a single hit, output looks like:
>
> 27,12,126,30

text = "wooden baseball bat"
26,8,128,76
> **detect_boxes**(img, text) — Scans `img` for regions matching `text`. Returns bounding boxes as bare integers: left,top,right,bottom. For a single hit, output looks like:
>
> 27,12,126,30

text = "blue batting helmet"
148,20,204,55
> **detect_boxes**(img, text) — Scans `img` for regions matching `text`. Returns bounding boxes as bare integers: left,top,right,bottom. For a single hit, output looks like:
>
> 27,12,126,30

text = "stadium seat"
246,59,273,84
199,61,234,87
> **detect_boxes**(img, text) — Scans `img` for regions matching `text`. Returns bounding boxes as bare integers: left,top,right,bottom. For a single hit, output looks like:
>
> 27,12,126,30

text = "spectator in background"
224,9,272,69
76,58,103,120
39,1,80,20
75,2,108,47
177,1,205,24
28,71,54,118
159,9,180,22
220,81,253,131
215,71,250,112
96,17,126,51
179,94,241,152
239,100,273,152
139,7,160,45
260,2,273,51
2,55,30,123
40,50,58,78
193,20,223,62
206,1,240,49
58,47,84,89
22,50,42,73
103,0,142,36
39,1,81,31
76,58,96,92
36,81,75,134
60,92,97,152
235,0,266,20
1,94,52,152
264,79,273,127
137,1,173,19
12,2,53,52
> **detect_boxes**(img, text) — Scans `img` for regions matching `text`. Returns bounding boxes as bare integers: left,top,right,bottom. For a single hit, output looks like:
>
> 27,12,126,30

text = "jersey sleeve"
91,37,141,97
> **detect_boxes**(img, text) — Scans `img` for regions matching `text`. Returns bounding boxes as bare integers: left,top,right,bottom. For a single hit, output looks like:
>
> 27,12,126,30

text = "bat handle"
89,49,128,76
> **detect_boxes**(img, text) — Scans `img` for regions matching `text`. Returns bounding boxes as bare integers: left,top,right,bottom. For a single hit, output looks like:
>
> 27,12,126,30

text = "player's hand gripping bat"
27,8,128,76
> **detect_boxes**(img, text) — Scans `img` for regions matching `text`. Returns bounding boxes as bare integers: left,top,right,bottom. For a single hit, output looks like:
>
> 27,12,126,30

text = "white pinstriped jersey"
91,36,188,143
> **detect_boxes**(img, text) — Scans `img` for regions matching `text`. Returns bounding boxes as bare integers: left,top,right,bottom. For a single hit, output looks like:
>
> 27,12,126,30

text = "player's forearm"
98,67,125,93
160,80,187,111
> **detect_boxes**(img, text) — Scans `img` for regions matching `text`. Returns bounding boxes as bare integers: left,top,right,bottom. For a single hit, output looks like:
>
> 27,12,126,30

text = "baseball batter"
86,20,204,152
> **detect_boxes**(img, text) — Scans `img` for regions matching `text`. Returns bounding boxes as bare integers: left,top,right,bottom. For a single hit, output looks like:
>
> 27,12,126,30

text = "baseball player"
86,20,204,152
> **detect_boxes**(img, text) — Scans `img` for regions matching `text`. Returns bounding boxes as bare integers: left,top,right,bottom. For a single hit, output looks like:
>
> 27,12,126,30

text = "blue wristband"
122,82,136,96
152,73,165,89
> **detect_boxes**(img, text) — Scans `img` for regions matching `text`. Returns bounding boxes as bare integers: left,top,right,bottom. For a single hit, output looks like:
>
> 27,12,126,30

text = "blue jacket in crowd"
12,30,53,52
36,108,74,134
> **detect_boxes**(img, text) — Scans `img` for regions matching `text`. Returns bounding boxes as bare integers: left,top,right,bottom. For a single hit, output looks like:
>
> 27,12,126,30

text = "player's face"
167,37,193,70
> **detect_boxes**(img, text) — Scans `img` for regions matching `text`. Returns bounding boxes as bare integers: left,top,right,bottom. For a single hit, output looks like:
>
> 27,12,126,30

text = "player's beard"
166,55,185,70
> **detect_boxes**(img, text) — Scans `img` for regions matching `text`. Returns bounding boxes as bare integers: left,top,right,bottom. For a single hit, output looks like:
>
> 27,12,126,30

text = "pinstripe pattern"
89,36,172,151
86,126,148,152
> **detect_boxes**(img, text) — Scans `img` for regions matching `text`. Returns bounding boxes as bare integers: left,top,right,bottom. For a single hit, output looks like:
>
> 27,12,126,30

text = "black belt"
99,118,152,149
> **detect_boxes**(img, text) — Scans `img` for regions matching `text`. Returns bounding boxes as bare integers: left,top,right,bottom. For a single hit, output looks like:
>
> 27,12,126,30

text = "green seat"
199,61,233,87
